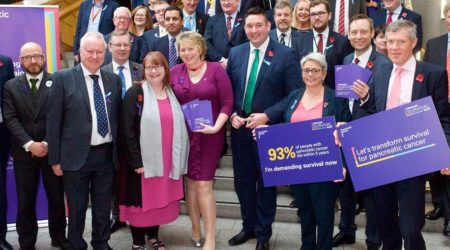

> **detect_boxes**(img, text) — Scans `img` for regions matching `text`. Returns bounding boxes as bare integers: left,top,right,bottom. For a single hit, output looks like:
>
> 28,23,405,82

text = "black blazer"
142,27,161,54
343,48,392,120
370,6,423,53
292,29,353,89
194,11,209,36
104,32,148,64
0,55,14,117
3,73,52,164
46,65,122,171
204,12,247,61
424,34,447,69
73,0,120,55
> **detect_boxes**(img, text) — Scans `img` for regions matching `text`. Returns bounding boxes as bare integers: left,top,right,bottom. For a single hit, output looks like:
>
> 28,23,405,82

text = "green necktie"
243,48,260,114
30,78,38,96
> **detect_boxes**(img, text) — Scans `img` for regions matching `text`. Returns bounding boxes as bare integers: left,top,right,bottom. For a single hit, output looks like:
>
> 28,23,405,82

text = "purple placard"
338,97,450,191
192,100,213,130
335,64,372,99
256,116,344,187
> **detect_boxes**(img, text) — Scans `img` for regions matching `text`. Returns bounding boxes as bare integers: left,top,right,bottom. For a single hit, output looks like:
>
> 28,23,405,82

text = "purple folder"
335,64,372,99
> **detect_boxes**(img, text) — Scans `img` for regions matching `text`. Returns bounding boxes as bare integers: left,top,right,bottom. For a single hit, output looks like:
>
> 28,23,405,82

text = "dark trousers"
130,225,159,245
362,189,381,248
292,182,337,250
14,158,66,248
0,123,10,242
63,143,114,250
373,176,426,250
231,126,277,243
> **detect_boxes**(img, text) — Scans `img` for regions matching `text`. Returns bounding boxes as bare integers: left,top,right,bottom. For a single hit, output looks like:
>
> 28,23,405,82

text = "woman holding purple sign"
171,31,233,250
120,51,189,250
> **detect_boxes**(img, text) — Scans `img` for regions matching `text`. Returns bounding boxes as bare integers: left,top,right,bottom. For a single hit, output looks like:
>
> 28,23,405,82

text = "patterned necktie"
353,57,360,65
280,33,286,45
30,78,38,96
338,0,345,34
317,33,323,54
169,37,177,68
386,67,403,110
243,49,260,114
387,12,394,25
226,16,232,39
118,65,126,98
90,75,109,137
185,16,192,30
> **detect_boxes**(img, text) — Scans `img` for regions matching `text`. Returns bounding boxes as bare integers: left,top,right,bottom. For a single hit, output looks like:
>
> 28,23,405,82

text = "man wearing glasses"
104,7,148,65
3,42,68,250
292,0,352,89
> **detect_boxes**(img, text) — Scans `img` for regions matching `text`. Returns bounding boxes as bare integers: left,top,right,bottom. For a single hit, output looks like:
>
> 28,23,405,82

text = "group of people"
0,0,450,250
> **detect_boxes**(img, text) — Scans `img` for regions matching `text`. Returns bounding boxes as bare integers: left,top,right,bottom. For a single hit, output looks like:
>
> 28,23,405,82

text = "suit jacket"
268,29,303,48
328,0,367,32
0,55,14,146
3,73,52,163
226,39,302,124
142,27,161,54
281,86,351,123
204,12,247,61
370,5,423,52
102,61,144,84
293,29,353,89
46,65,122,171
151,34,182,65
364,61,450,132
423,33,447,68
343,47,392,120
194,11,209,36
73,0,120,55
104,32,148,65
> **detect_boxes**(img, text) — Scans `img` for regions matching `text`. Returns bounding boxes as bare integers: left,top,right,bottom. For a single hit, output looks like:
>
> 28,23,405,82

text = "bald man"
3,42,68,249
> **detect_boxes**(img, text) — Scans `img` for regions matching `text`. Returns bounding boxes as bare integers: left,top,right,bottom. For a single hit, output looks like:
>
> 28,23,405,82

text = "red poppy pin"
415,73,424,83
198,18,203,24
237,17,243,22
401,12,407,18
0,60,3,67
267,50,274,57
367,60,374,69
138,94,143,102
329,36,335,43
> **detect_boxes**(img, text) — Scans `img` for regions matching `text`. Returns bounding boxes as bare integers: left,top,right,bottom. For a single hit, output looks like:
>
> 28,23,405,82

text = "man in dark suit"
423,1,450,237
102,30,143,233
47,31,122,250
104,7,148,65
142,0,171,51
363,20,450,250
3,42,68,250
151,6,184,68
333,14,390,250
369,0,422,53
74,0,120,63
0,55,14,250
181,0,209,35
328,0,366,35
268,1,301,48
226,7,301,250
204,0,247,68
292,0,352,89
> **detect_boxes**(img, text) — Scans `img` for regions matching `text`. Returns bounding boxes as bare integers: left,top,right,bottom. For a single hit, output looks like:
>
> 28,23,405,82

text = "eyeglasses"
114,16,131,20
21,54,44,62
109,42,131,48
310,11,327,18
302,68,322,75
135,14,146,18
145,65,164,71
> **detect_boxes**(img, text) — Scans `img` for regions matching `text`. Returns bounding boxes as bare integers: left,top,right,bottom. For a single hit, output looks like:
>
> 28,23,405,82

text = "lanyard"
91,3,103,22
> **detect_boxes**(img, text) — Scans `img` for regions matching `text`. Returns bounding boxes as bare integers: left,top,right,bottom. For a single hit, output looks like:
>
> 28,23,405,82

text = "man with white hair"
47,31,122,250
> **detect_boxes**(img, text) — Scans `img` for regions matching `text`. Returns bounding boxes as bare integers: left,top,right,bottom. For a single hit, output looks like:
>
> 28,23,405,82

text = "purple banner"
255,116,344,187
338,97,450,191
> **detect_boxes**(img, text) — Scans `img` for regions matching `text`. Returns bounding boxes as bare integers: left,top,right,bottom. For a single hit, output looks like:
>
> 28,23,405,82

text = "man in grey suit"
47,31,122,250
268,1,302,48
3,42,68,250
102,30,143,233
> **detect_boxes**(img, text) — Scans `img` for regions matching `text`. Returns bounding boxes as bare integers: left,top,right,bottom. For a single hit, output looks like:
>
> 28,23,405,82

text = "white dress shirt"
243,36,270,103
225,11,238,32
183,9,197,31
313,27,330,53
276,28,293,47
387,56,416,107
333,0,349,35
349,46,373,111
81,63,113,145
386,5,403,23
87,0,104,32
112,60,132,90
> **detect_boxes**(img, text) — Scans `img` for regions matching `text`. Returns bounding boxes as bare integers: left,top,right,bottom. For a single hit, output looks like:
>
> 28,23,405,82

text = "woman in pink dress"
171,31,234,250
120,52,189,250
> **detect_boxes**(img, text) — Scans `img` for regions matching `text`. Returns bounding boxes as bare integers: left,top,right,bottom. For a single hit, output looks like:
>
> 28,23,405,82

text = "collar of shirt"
276,28,292,39
313,26,329,42
183,9,196,20
112,60,130,72
26,71,44,88
92,0,104,7
81,63,101,78
225,11,238,25
353,46,372,68
393,55,415,73
159,26,167,37
387,5,402,19
250,36,270,55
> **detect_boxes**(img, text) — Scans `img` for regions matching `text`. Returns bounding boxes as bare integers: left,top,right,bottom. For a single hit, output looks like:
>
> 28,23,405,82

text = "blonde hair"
291,0,311,30
176,31,207,61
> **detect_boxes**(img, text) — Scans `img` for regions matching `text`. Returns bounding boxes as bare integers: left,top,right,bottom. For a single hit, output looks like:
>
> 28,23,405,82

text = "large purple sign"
338,97,450,191
255,116,344,187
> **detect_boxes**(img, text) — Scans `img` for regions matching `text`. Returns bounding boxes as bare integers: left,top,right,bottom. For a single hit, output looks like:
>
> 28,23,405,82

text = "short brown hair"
309,0,331,13
245,6,268,22
142,51,171,89
177,31,207,61
349,14,374,31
